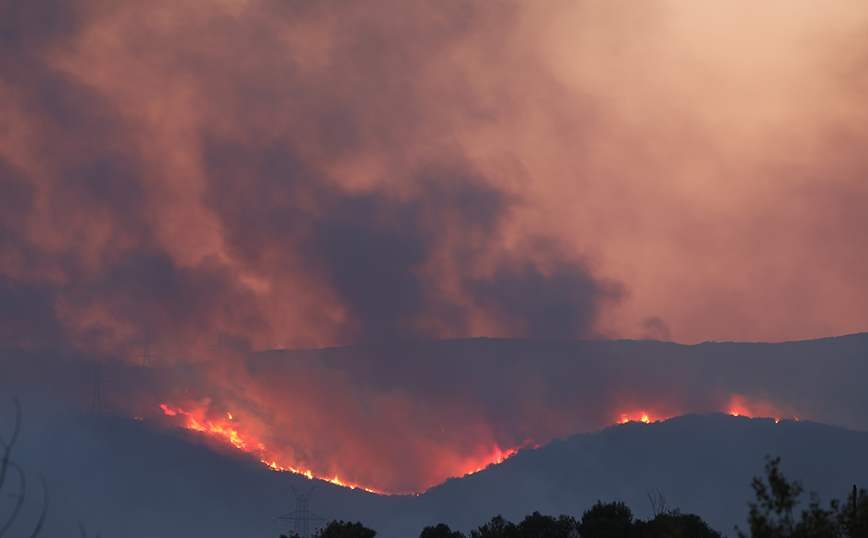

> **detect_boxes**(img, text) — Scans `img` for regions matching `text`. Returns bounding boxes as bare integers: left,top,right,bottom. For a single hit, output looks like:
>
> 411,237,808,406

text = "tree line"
284,456,868,538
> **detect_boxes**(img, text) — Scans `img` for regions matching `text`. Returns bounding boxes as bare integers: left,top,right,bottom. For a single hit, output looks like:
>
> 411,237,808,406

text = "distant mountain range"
1,396,866,538
2,333,867,537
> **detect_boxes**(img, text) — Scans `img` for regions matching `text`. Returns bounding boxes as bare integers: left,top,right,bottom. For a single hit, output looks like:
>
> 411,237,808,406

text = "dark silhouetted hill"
2,391,867,538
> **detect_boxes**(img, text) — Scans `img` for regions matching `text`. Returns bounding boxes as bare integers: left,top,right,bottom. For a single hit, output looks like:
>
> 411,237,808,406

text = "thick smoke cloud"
466,259,622,340
0,0,636,356
0,276,64,346
1,1,868,351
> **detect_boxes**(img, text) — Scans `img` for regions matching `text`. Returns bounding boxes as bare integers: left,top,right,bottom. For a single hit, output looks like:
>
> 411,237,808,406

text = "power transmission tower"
133,331,159,367
90,360,105,413
209,329,241,356
278,486,325,538
141,336,151,367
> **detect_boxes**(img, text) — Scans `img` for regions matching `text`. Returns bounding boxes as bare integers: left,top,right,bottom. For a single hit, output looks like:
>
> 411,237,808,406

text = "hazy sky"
2,0,867,358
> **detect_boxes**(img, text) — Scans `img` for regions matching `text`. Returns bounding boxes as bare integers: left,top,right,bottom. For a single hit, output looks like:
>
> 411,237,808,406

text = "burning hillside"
76,337,828,495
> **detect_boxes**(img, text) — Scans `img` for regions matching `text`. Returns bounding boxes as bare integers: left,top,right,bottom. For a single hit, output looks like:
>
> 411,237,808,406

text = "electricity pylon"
133,331,159,367
208,329,227,356
278,486,325,538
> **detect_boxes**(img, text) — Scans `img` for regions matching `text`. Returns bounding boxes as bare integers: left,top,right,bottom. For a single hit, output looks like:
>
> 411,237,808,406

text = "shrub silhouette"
634,510,721,538
282,520,376,538
421,522,467,538
578,500,634,538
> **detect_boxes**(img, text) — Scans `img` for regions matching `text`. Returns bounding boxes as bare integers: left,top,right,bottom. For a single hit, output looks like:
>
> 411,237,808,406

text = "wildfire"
617,394,792,428
160,404,258,452
158,403,528,494
464,441,537,475
619,411,656,424
158,403,386,492
158,393,793,495
726,394,785,422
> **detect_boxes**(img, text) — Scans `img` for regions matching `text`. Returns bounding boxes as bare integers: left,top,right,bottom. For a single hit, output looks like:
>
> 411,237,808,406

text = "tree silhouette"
461,503,721,538
739,456,804,538
294,520,376,538
634,510,721,538
578,501,634,538
470,515,514,538
839,486,868,537
421,523,467,538
738,455,868,538
515,511,578,538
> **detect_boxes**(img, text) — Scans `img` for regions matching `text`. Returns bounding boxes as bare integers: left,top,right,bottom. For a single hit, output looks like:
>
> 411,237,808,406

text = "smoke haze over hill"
4,334,868,495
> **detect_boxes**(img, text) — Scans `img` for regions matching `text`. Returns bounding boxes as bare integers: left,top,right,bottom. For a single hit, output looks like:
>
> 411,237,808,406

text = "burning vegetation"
154,391,789,495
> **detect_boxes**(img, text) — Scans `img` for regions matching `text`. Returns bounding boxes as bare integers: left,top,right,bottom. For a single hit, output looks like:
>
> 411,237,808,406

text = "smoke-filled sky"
1,0,868,358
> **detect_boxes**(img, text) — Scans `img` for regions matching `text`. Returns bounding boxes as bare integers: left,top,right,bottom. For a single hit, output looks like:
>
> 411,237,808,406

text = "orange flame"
619,411,659,424
726,394,787,422
158,403,385,492
159,403,529,494
160,392,793,494
617,394,794,428
462,441,537,475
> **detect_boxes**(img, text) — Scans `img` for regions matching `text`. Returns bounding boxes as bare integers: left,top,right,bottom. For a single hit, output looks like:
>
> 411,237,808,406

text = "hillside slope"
2,393,866,538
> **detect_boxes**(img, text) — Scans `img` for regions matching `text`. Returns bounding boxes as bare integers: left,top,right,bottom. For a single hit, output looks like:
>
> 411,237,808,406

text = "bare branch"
0,461,26,538
647,487,669,518
0,398,48,538
0,396,22,497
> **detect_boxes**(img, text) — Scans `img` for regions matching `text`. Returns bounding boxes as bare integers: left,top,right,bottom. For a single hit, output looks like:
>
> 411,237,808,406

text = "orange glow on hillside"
619,411,663,424
159,403,530,494
726,394,786,422
160,403,386,492
463,441,538,475
159,392,795,494
616,394,794,429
